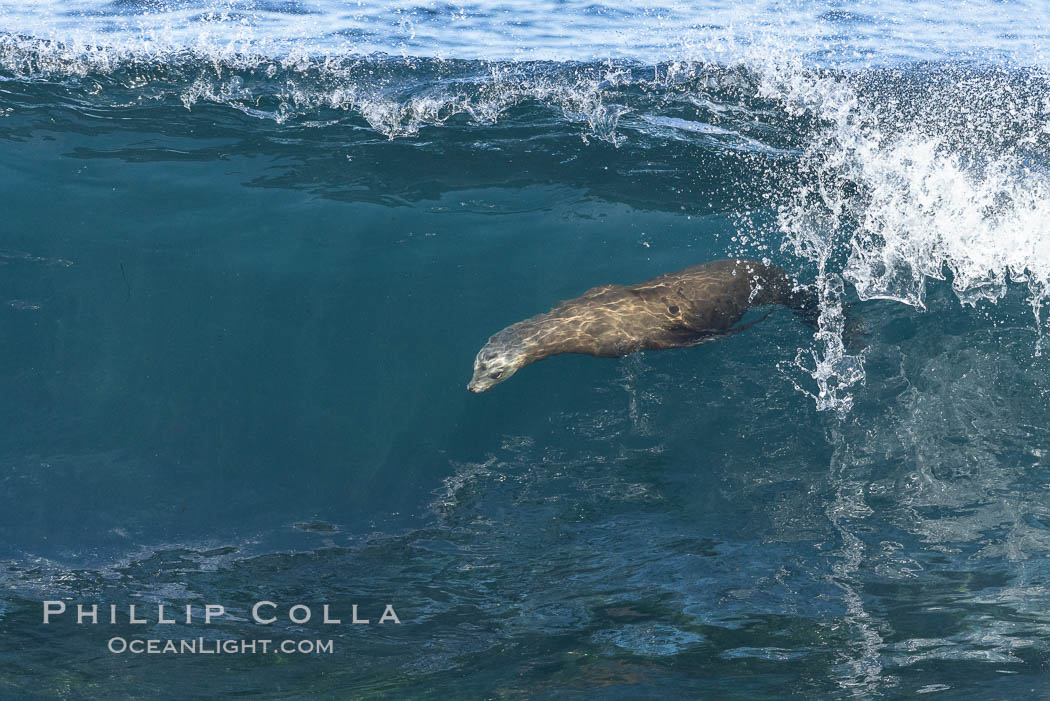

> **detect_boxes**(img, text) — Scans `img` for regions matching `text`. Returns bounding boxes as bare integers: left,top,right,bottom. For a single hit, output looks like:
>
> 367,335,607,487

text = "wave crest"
4,31,1050,411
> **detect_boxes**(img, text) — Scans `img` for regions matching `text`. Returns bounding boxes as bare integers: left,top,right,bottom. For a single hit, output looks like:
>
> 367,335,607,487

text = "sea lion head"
467,334,529,393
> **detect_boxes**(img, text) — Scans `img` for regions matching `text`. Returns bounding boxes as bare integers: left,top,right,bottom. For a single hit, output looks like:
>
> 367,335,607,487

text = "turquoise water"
3,2,1050,698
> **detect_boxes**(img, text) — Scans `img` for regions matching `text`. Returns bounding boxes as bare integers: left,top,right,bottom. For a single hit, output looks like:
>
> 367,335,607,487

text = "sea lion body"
468,258,816,392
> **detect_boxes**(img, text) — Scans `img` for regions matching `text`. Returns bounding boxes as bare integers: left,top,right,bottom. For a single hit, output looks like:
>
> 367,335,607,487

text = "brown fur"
468,258,814,392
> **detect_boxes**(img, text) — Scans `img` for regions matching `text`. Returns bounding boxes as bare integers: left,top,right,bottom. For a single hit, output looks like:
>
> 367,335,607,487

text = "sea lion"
467,258,818,392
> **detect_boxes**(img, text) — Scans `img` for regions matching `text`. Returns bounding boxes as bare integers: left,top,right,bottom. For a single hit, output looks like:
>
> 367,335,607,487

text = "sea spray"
747,50,1050,407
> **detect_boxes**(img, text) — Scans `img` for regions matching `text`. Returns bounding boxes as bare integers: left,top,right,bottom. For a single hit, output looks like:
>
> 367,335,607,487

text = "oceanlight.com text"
107,637,335,655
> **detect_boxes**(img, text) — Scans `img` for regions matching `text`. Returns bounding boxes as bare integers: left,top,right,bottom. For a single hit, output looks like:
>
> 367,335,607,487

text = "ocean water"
2,1,1050,698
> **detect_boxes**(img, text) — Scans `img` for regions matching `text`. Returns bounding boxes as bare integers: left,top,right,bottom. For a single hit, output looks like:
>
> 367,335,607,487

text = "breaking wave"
2,27,1049,413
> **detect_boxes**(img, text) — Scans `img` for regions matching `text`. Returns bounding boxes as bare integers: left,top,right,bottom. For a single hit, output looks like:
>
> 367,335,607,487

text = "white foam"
737,46,1050,409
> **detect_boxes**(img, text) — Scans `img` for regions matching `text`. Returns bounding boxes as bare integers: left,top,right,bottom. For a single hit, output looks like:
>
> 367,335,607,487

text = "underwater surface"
2,0,1050,698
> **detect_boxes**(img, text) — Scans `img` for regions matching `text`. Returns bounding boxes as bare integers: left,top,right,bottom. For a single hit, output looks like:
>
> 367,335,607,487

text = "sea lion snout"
468,341,523,393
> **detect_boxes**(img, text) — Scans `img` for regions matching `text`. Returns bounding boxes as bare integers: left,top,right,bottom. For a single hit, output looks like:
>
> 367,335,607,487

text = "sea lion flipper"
678,310,773,347
723,310,773,337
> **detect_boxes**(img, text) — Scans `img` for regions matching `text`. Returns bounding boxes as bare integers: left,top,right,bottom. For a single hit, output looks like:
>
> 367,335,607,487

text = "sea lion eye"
668,305,679,314
491,370,503,379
